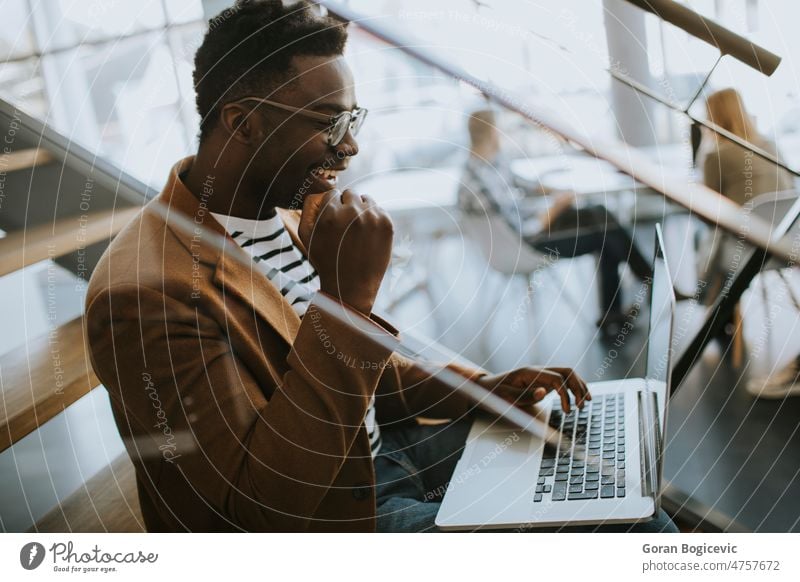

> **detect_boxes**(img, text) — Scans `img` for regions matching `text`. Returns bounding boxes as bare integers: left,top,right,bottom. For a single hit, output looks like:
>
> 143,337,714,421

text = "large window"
2,0,798,184
0,0,204,187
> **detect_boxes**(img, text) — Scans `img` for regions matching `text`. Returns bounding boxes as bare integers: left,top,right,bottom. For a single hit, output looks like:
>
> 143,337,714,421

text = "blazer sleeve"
85,284,393,531
399,358,487,420
365,313,487,422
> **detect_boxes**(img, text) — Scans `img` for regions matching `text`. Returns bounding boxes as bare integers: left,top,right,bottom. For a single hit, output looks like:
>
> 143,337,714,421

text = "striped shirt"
211,211,382,457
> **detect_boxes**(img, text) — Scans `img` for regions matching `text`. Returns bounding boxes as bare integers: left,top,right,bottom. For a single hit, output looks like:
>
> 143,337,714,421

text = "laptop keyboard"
533,394,626,503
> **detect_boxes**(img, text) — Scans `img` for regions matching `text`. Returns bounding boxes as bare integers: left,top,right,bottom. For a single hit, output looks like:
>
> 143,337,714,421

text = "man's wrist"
319,283,375,315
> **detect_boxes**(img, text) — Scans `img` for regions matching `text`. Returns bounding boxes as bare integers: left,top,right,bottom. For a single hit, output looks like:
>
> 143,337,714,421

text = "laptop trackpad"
466,432,533,469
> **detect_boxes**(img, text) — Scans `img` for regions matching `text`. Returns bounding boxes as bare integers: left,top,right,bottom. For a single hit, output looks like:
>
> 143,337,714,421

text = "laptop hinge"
637,391,660,500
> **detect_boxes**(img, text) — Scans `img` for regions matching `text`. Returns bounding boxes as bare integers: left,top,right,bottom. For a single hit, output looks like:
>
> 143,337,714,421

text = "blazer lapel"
155,156,302,347
212,239,301,348
277,208,307,255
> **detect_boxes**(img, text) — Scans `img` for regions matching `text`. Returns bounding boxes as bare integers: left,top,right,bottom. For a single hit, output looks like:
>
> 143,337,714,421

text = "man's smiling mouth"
314,167,340,187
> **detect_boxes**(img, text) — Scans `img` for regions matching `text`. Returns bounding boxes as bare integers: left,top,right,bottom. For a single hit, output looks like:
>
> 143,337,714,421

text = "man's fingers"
299,189,340,245
532,367,589,410
340,189,358,205
302,188,340,214
554,367,591,407
556,381,571,413
487,368,589,413
527,369,570,412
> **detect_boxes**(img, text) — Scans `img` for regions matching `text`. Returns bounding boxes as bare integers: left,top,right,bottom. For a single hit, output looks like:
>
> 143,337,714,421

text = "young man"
85,0,663,532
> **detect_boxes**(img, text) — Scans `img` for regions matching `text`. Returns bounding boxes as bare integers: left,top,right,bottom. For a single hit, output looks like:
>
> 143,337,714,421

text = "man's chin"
276,176,339,210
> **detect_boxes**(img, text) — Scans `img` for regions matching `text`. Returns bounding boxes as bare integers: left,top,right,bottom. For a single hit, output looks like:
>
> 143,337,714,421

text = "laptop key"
539,468,554,477
552,484,567,501
601,476,615,485
569,484,583,493
555,473,568,482
543,484,552,493
568,491,599,500
540,459,556,468
585,473,599,482
584,481,599,490
534,493,543,502
601,485,615,498
536,485,544,494
603,452,615,459
570,476,584,485
617,487,626,498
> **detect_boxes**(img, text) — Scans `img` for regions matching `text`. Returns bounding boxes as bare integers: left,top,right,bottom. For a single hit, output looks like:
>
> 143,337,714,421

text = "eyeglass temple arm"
235,97,332,122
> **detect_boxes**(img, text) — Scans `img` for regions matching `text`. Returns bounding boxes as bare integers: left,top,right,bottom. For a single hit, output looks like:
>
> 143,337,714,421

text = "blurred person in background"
458,109,653,336
701,88,800,398
703,88,793,206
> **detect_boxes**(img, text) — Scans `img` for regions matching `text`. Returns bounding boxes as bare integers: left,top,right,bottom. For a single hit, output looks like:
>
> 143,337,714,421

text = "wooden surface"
0,206,139,277
32,454,145,533
0,317,100,452
1,148,53,173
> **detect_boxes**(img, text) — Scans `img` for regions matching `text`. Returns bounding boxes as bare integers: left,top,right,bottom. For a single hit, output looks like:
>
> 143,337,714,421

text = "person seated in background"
702,88,799,398
703,88,793,206
458,109,653,335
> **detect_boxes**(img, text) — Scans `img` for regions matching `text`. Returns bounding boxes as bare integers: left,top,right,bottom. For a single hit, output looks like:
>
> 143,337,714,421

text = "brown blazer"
85,157,480,532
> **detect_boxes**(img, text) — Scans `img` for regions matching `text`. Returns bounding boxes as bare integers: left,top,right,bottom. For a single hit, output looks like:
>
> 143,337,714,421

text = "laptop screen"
646,225,676,391
643,224,676,500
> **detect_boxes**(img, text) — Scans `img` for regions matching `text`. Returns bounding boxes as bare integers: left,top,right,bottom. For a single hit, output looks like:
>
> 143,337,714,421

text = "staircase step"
0,206,138,277
1,147,53,172
31,454,144,532
0,317,100,452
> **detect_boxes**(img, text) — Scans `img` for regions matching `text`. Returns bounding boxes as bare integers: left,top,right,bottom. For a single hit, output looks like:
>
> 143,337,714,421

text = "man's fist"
299,189,393,315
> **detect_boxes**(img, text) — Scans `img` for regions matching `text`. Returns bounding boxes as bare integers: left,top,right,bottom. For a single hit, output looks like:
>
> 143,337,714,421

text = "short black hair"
193,0,348,141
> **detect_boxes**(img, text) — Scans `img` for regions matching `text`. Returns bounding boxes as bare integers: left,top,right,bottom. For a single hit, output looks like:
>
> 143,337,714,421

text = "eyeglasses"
234,97,368,147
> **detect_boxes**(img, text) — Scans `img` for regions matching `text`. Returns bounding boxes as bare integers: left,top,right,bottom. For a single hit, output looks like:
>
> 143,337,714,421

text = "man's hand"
299,189,394,315
476,366,590,413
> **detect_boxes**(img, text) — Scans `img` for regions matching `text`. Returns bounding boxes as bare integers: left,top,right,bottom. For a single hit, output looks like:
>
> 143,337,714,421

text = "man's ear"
219,102,267,146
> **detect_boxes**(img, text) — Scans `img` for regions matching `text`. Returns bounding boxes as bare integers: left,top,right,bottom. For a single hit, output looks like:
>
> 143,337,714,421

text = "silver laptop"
436,224,675,530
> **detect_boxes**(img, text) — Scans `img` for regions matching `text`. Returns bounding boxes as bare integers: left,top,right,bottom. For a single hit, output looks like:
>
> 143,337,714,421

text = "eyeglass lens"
329,110,366,146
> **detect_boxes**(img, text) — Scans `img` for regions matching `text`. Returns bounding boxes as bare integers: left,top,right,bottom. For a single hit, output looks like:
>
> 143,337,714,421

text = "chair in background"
460,211,588,360
744,189,800,370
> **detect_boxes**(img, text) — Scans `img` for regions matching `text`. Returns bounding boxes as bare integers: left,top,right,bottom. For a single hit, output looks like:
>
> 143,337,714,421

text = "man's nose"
334,128,359,159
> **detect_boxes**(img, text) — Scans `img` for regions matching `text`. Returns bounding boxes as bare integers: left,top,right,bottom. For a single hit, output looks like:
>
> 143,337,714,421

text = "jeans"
527,206,652,316
375,420,678,533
